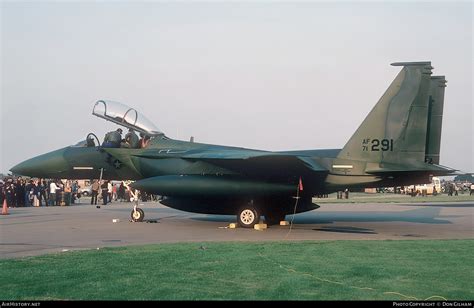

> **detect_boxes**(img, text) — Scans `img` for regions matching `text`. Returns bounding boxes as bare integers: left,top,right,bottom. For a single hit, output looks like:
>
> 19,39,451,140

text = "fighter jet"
10,62,455,227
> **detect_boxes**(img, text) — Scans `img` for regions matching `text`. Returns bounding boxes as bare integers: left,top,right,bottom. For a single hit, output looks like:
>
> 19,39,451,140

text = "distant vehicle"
78,185,92,196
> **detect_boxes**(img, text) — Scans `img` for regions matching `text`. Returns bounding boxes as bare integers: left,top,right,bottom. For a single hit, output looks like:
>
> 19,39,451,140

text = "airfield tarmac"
1,199,473,258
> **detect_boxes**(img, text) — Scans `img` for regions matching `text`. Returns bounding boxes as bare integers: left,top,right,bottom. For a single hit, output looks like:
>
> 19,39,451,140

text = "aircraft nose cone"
10,148,69,178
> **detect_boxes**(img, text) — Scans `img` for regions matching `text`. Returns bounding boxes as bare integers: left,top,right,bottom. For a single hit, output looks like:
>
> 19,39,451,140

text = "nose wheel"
131,207,145,222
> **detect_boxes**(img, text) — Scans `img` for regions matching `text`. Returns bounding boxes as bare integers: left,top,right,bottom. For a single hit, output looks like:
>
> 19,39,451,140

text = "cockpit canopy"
92,100,163,136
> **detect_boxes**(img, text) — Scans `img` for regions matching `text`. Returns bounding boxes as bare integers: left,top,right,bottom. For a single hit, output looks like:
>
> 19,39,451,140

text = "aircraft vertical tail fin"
425,76,447,164
337,62,444,166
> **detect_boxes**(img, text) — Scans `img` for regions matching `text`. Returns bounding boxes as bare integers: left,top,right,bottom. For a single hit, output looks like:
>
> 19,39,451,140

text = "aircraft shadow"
399,203,474,208
192,207,456,225
312,226,377,234
191,215,235,223
294,207,453,225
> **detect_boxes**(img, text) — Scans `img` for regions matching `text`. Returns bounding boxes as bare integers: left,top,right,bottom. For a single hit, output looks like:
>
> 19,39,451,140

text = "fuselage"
10,136,434,196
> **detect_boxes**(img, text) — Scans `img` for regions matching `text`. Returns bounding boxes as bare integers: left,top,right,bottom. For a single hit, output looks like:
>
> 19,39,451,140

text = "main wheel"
131,208,145,222
237,206,260,228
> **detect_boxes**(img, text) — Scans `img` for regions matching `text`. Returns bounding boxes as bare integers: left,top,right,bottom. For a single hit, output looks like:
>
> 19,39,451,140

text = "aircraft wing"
103,147,328,177
179,151,328,176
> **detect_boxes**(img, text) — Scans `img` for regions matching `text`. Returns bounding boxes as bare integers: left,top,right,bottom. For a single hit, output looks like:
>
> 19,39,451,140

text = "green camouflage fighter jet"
10,62,455,227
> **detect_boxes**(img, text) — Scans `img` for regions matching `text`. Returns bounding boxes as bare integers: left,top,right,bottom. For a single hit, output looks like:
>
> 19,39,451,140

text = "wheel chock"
254,223,267,231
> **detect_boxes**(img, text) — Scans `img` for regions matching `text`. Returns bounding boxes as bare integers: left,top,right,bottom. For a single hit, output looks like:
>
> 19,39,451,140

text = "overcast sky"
1,1,472,174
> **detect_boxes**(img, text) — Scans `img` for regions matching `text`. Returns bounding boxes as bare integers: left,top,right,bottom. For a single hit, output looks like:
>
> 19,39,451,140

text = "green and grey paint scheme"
11,62,454,227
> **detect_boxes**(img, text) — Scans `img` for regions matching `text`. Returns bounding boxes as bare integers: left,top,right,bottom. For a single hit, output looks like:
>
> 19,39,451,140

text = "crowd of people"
0,177,161,208
89,180,143,206
0,178,81,208
444,182,474,196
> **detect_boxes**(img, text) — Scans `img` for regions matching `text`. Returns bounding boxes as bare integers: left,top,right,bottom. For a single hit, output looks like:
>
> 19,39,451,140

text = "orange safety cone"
2,199,8,215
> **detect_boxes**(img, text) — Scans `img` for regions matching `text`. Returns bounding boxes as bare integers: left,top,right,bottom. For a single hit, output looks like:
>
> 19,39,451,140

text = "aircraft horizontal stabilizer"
391,61,432,67
365,162,456,176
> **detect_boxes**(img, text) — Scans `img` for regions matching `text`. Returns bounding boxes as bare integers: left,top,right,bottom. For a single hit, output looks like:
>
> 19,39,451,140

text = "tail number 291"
362,139,394,152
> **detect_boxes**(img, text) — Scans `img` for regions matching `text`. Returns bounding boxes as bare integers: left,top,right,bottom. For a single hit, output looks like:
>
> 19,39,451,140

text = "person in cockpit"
102,128,123,148
86,135,95,147
122,129,139,149
139,133,151,148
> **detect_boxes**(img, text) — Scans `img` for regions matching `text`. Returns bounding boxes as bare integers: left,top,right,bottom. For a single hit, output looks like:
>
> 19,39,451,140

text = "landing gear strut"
127,183,145,222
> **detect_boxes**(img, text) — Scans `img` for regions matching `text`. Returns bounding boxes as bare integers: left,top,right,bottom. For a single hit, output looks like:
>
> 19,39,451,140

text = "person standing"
107,181,113,204
64,181,72,205
49,180,59,206
32,180,40,207
25,180,33,207
448,183,453,196
118,182,125,201
101,181,109,205
5,179,15,208
15,178,24,207
40,180,48,206
90,180,99,205
72,181,79,204
0,180,5,207
112,183,118,201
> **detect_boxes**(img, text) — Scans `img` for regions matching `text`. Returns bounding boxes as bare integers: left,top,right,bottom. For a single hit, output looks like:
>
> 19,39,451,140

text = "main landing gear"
236,201,287,228
237,205,260,228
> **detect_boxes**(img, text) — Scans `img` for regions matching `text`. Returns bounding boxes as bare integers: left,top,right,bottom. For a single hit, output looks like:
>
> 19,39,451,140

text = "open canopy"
92,100,163,136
